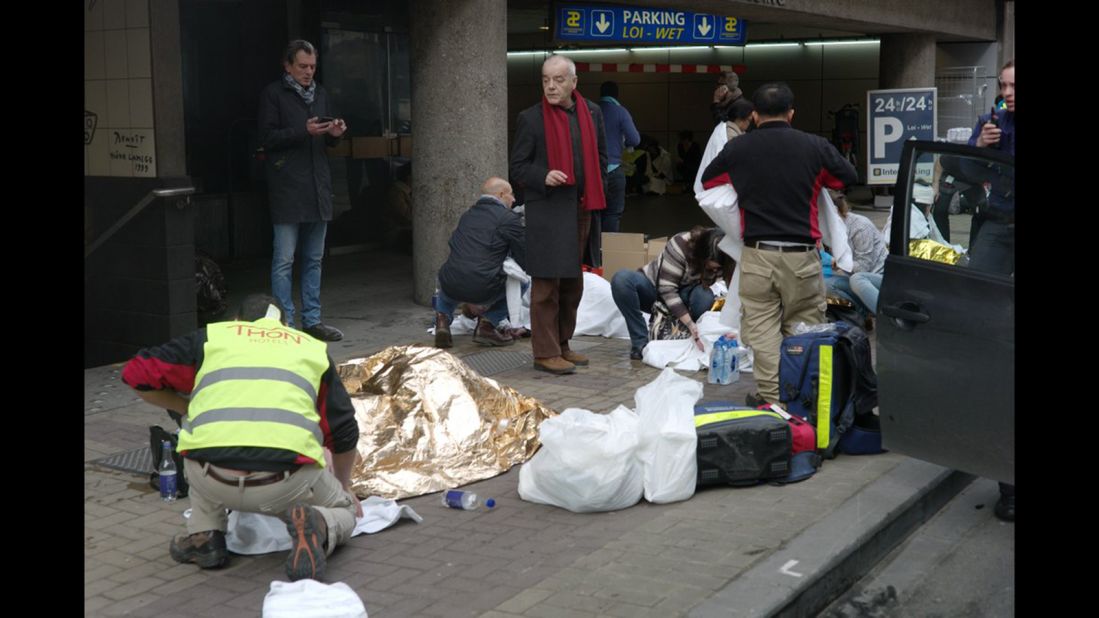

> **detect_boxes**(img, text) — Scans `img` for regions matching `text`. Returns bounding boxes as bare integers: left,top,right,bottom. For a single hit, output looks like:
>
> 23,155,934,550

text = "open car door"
876,140,1014,484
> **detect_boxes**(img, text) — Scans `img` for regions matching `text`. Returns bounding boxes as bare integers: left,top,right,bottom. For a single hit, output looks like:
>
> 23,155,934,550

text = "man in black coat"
434,177,527,348
258,39,347,342
509,55,608,375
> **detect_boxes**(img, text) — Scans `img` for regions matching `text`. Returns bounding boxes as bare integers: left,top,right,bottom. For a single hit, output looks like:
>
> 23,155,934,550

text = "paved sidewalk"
85,248,957,617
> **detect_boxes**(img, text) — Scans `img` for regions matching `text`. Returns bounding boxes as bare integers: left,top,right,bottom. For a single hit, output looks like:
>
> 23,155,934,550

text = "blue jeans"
434,282,526,327
271,222,327,328
849,272,883,315
601,166,627,233
826,275,871,319
611,270,714,350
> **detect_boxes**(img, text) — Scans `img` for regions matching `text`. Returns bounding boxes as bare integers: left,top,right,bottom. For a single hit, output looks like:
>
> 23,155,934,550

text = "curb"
689,458,975,617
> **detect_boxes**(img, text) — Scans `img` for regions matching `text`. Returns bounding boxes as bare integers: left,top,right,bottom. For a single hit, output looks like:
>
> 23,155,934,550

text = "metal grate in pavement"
461,349,534,376
90,446,153,475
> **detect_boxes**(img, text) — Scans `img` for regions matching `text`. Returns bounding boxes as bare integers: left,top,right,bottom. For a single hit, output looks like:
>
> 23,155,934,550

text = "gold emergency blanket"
337,345,556,500
908,239,963,265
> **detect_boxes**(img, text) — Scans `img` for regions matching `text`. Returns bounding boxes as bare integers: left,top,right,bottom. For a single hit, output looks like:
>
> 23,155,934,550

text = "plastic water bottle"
159,440,178,502
441,489,495,510
708,337,726,384
727,336,741,384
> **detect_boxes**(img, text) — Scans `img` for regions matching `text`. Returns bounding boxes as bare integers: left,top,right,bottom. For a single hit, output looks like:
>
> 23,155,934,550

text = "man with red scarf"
510,55,608,375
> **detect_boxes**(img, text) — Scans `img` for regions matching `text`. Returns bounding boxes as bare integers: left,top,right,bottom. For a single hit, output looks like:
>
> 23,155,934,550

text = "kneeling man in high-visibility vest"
122,294,362,581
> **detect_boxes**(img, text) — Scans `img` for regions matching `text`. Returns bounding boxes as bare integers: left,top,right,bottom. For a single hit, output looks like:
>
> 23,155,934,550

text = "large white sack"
518,406,643,513
635,367,703,503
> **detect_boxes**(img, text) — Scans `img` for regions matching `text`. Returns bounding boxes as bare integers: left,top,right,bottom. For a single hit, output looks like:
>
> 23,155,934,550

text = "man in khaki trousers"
699,82,857,406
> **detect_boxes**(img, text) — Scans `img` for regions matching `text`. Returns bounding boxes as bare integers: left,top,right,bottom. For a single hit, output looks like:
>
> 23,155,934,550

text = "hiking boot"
533,356,576,375
169,530,229,569
434,312,452,348
560,348,589,366
279,503,329,581
745,392,769,408
472,318,515,347
629,347,644,360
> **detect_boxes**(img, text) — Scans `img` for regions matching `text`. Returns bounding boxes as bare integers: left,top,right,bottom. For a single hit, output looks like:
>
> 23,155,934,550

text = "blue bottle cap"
485,498,496,508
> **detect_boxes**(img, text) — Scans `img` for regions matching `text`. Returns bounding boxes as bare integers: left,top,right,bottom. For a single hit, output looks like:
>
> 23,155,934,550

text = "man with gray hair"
510,55,608,375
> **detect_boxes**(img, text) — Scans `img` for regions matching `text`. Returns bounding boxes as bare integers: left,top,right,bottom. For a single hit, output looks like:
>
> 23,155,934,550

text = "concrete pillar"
409,0,508,305
1000,1,1014,65
878,33,936,89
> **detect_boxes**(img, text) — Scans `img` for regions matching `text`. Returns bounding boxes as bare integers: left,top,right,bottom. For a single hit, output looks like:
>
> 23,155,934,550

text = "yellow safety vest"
178,318,330,465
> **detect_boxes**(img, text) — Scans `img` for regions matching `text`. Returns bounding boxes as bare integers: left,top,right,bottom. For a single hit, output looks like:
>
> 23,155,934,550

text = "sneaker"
629,347,643,360
434,312,452,348
472,318,515,347
560,348,589,366
533,356,576,375
745,392,768,408
279,503,329,581
169,530,230,569
304,323,343,342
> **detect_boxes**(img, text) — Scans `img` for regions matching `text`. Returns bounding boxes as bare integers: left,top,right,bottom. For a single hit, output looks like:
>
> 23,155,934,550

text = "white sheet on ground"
641,311,753,372
262,580,368,618
225,497,423,555
575,271,631,338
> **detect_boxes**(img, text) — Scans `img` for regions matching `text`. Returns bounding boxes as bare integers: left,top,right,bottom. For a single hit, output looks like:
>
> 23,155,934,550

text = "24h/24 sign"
557,4,746,45
866,87,937,185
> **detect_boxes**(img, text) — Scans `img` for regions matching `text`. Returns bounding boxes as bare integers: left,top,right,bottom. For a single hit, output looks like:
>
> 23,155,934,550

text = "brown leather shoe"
533,356,576,375
472,318,515,346
560,348,589,366
434,312,452,348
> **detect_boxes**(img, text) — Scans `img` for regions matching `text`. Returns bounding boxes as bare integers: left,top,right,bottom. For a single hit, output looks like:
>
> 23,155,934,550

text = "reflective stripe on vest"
695,409,784,427
817,344,834,449
179,319,329,463
191,367,318,403
182,407,324,446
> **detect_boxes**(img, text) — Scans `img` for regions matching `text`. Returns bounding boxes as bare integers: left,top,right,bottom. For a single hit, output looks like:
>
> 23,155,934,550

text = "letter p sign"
566,11,580,27
873,117,903,159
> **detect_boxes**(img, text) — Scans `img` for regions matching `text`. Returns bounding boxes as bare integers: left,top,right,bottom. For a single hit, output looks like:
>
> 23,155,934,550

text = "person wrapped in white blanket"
694,82,858,408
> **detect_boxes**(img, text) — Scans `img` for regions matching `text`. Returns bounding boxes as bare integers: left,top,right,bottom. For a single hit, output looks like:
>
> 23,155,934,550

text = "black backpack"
148,412,188,497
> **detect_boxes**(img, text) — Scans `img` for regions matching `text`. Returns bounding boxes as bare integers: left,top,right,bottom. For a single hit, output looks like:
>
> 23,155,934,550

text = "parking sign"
866,88,937,185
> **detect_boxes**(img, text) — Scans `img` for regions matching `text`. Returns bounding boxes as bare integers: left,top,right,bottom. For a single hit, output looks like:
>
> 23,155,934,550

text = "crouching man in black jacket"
434,177,528,348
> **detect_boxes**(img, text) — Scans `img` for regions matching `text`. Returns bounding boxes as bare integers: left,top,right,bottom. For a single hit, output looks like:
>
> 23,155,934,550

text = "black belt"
203,463,294,488
747,241,815,253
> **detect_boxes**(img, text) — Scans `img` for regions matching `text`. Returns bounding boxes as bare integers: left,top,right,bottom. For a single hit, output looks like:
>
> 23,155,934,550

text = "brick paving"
85,235,905,616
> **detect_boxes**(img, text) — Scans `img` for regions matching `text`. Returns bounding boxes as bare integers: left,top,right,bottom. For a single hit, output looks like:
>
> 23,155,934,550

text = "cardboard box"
601,232,647,282
646,236,668,263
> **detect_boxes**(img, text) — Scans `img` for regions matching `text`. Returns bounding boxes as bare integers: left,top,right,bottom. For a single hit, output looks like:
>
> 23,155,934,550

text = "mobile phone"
316,116,336,124
987,106,1000,149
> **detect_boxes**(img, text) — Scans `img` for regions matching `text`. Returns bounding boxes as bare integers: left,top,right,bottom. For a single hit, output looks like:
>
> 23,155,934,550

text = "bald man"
434,178,528,348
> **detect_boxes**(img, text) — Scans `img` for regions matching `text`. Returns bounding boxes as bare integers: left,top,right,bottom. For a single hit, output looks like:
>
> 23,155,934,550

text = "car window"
898,146,1015,277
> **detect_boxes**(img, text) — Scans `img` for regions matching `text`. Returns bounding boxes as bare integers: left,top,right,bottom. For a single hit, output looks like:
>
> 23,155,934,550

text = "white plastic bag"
518,406,643,513
635,368,703,503
262,580,368,618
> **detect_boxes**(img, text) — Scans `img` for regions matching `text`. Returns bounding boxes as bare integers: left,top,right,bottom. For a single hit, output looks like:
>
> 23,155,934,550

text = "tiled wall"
85,0,156,178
